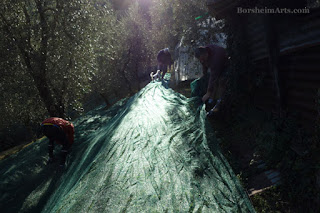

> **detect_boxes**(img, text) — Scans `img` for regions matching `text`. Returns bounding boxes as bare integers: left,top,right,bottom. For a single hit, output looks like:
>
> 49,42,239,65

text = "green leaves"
0,0,114,125
1,0,221,149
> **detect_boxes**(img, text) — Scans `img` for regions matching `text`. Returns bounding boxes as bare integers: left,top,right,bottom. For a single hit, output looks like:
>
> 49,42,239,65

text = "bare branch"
22,4,35,53
34,0,49,73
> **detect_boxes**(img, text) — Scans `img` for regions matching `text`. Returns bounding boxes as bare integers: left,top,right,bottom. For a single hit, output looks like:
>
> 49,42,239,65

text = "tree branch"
118,44,134,93
22,4,34,53
34,0,49,73
42,7,57,13
0,12,34,74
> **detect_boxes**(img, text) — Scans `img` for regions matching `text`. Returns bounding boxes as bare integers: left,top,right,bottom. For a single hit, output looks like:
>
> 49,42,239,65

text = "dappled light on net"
0,76,254,212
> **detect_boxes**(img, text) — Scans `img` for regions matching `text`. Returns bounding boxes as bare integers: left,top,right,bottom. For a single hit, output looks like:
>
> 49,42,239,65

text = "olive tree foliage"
122,3,153,90
0,0,115,125
92,1,153,104
171,0,223,45
91,15,129,105
147,0,178,58
0,0,223,149
148,0,223,56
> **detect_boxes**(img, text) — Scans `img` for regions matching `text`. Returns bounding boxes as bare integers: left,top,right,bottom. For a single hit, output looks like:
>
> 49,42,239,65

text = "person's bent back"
41,117,74,167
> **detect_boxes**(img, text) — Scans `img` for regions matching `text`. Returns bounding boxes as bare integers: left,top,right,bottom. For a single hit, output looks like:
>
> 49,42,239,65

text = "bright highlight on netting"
0,74,254,212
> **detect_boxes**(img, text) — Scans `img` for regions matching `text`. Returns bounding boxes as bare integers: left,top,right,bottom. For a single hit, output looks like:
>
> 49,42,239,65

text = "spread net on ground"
0,76,255,212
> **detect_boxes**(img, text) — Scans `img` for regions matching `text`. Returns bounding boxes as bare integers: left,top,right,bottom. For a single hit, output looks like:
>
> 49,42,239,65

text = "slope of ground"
0,77,254,213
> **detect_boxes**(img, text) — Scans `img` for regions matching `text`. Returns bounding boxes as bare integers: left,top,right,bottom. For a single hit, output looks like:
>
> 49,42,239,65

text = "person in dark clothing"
157,48,173,80
194,44,228,116
41,117,75,167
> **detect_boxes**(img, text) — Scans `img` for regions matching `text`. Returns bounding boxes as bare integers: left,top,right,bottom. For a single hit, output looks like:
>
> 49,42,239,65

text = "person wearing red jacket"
41,117,74,167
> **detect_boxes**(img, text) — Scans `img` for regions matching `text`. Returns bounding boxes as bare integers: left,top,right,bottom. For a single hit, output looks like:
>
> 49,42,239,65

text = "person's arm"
167,55,173,73
201,64,212,102
207,66,223,93
59,131,70,166
169,53,173,66
161,69,166,79
202,64,209,76
69,132,74,146
48,139,54,160
204,49,226,101
157,51,162,70
202,66,223,102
